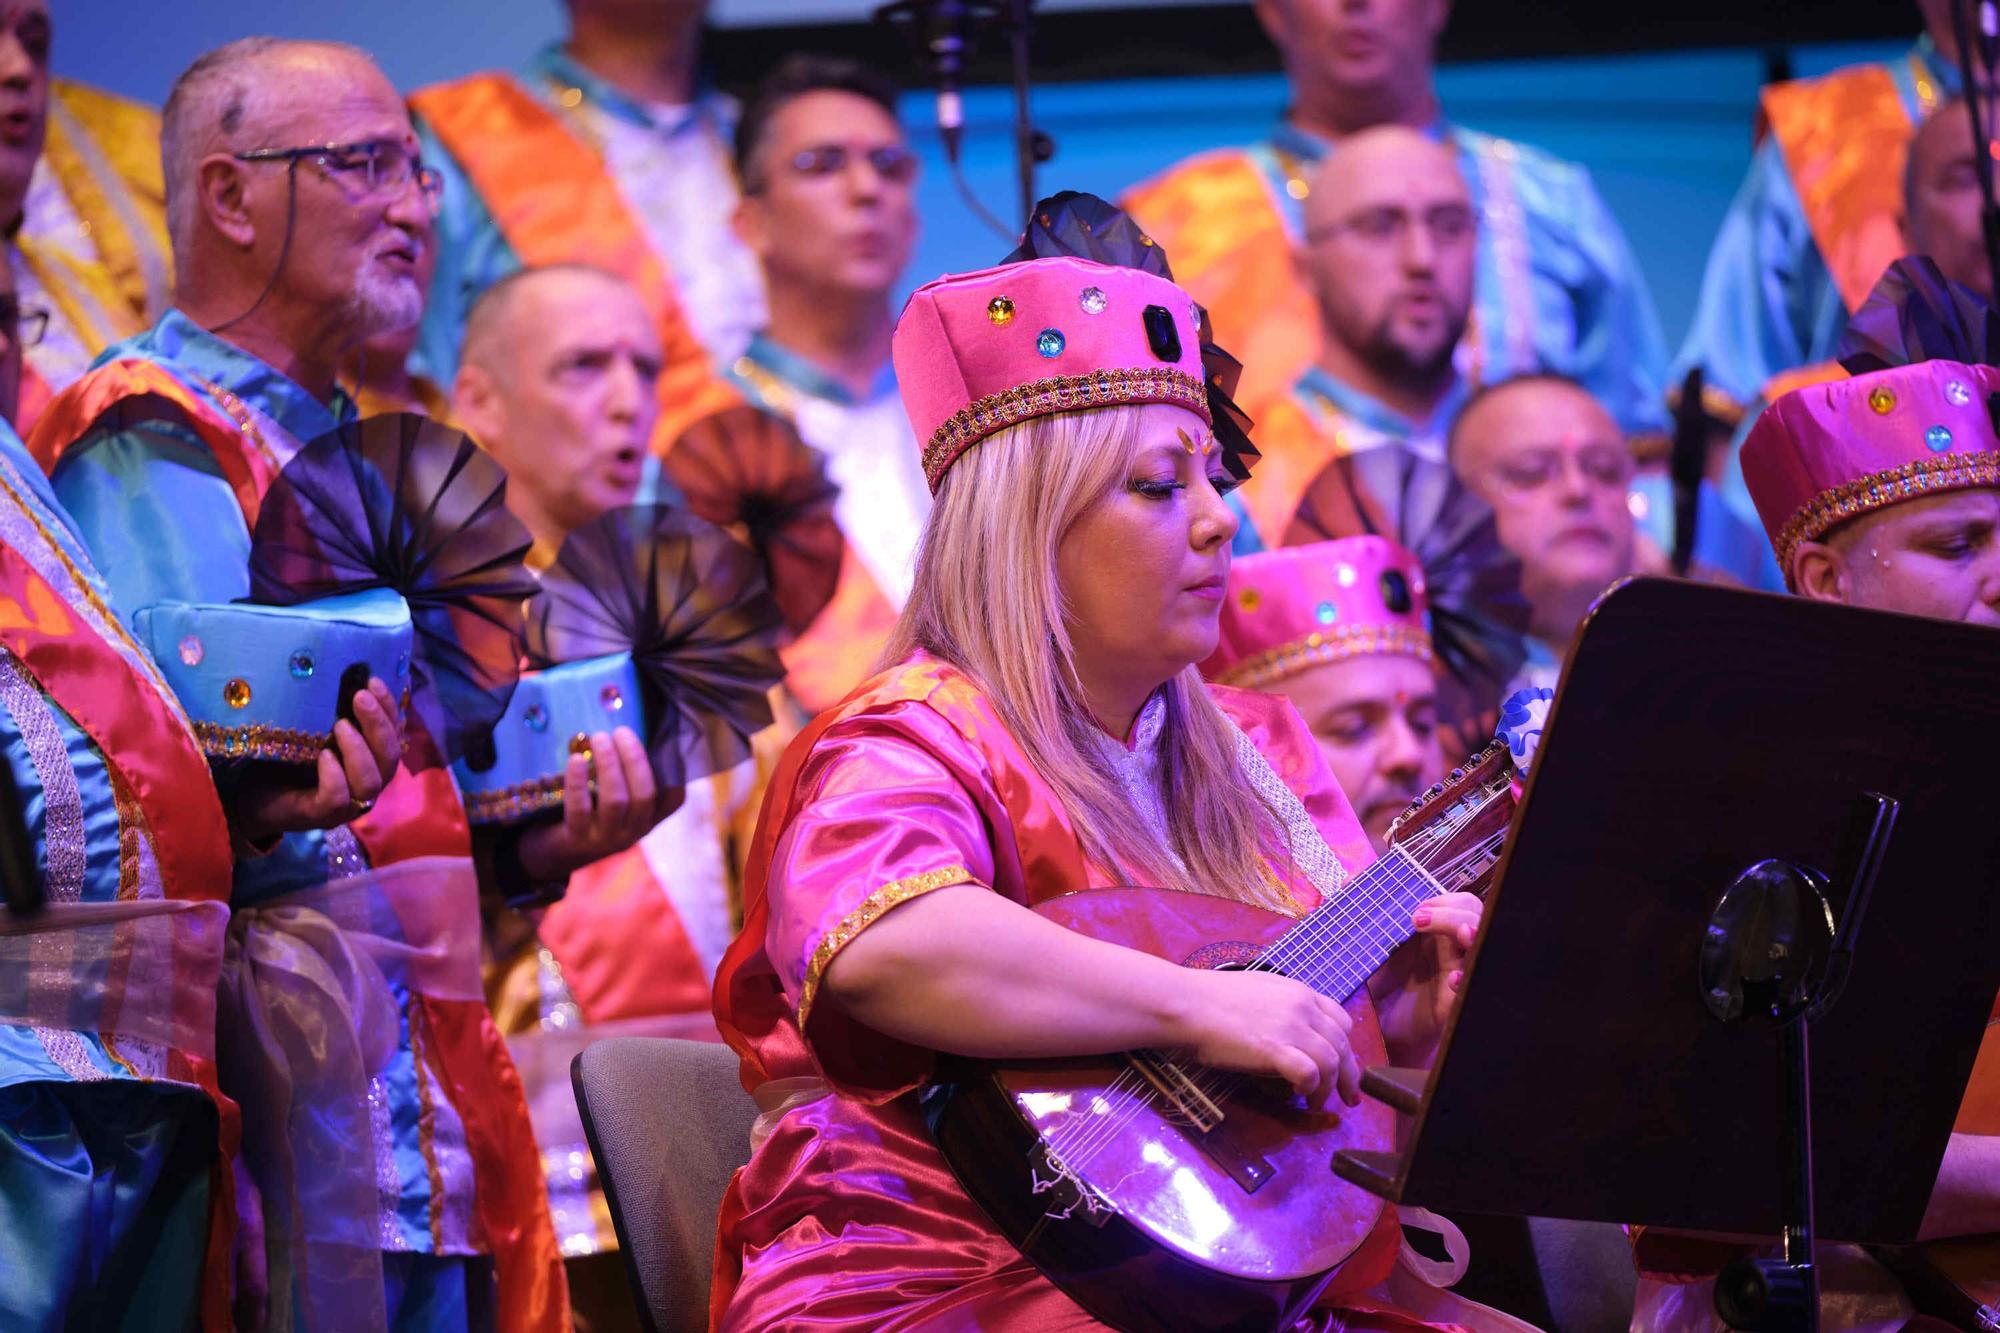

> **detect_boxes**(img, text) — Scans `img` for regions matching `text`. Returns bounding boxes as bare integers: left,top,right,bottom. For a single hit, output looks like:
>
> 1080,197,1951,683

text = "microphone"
926,0,969,164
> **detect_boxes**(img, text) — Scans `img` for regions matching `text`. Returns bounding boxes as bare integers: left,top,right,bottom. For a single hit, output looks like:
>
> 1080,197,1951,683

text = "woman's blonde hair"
881,404,1293,907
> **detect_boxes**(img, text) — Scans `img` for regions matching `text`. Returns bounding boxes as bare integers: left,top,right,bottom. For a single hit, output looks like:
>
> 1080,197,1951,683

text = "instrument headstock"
1383,740,1517,898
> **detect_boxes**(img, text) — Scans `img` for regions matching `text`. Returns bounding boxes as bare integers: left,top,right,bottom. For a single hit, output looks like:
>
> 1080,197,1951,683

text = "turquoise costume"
0,415,233,1331
37,311,501,1330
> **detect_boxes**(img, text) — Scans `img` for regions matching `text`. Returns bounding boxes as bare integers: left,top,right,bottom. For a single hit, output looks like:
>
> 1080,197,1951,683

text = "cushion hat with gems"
1200,536,1432,690
138,412,538,769
894,253,1213,493
453,504,786,825
1742,358,2000,584
135,589,414,763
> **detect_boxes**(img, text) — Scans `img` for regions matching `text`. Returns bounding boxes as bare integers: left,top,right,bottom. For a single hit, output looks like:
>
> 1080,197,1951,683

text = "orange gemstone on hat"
987,296,1015,326
1868,386,1897,414
1238,588,1262,611
224,679,251,709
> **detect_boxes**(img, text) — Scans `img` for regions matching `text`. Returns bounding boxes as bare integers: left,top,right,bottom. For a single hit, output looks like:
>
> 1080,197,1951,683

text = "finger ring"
351,796,376,816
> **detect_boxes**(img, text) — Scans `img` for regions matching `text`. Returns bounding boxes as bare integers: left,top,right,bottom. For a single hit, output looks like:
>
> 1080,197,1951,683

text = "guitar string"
1043,827,1504,1172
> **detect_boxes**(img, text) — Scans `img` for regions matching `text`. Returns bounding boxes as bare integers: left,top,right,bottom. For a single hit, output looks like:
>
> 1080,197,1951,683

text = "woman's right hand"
1171,967,1361,1110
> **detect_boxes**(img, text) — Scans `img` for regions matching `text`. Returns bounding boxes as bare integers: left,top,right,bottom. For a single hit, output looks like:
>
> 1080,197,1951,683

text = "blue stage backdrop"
50,0,1904,350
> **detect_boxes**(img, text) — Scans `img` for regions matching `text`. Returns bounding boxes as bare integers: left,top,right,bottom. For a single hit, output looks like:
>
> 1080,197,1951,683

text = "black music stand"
1332,578,2000,1331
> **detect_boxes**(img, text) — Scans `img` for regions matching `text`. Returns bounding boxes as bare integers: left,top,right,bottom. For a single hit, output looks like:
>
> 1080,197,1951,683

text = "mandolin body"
924,886,1399,1333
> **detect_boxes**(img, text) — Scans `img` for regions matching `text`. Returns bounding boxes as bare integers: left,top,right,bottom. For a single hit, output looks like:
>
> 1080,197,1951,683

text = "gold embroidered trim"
1215,624,1434,689
922,367,1211,490
1774,451,2000,579
192,719,329,764
462,775,567,826
797,864,976,1026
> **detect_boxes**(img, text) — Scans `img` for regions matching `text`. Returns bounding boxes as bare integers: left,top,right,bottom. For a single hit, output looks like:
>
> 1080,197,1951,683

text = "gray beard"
344,270,424,343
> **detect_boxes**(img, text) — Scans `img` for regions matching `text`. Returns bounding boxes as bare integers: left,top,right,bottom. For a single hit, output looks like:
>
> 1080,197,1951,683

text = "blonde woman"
711,244,1487,1330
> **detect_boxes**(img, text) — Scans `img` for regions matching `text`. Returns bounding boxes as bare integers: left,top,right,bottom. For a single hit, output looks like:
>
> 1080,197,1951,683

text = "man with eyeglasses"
21,38,615,1333
1230,125,1478,551
1121,0,1668,445
1446,372,1639,691
408,0,759,451
678,53,931,713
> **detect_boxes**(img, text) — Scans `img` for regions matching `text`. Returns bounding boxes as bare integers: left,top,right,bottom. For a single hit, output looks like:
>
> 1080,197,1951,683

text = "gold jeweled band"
461,775,568,826
797,864,975,1025
192,719,329,765
1773,451,2000,580
922,367,1211,491
1213,624,1435,690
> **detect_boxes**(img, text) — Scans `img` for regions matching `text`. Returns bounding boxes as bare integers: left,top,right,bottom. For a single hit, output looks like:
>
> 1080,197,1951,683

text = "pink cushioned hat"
1742,358,2000,584
893,255,1212,492
1201,537,1432,689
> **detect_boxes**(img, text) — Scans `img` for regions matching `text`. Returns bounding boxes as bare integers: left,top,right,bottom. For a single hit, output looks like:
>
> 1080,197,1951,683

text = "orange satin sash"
1123,149,1322,415
0,504,238,1329
539,843,710,1021
1761,64,1916,315
25,359,276,526
776,548,898,716
409,74,737,449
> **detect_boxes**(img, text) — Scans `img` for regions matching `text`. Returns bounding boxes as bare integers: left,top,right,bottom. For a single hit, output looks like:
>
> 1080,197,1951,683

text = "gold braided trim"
923,367,1210,490
1215,625,1434,689
1773,451,2000,580
798,864,975,1026
462,775,567,826
192,719,328,764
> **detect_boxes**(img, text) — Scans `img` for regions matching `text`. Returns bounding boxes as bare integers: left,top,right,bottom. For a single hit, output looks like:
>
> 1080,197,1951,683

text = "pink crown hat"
892,254,1212,492
1742,358,2000,582
1200,537,1433,689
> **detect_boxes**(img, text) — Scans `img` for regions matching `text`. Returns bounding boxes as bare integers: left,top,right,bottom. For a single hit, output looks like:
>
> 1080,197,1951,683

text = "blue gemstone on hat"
524,704,549,733
1037,328,1065,358
1927,424,1954,451
288,649,314,679
1947,380,1973,406
395,652,410,679
1315,600,1338,625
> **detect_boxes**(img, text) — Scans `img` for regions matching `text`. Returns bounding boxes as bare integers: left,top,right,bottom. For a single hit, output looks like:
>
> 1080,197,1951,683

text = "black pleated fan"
247,412,538,767
1285,446,1530,742
528,504,785,789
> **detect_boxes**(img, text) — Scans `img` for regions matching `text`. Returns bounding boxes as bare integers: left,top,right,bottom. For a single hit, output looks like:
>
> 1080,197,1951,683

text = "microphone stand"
1951,0,2000,303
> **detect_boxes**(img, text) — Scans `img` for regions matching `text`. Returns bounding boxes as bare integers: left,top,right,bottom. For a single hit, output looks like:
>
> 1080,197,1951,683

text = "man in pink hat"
1202,536,1445,851
1631,341,2000,1330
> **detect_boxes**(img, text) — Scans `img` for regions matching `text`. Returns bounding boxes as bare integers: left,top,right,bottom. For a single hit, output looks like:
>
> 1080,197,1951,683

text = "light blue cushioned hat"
134,588,415,763
454,652,642,825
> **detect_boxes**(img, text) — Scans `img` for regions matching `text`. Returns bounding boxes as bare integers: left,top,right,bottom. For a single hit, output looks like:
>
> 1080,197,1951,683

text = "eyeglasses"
1307,202,1476,249
233,139,444,214
786,143,919,185
0,296,49,348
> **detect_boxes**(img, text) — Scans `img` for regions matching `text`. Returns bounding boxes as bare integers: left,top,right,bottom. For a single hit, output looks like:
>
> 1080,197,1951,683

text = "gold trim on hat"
1773,451,2000,579
192,719,329,764
1214,624,1435,690
922,366,1211,490
462,775,568,826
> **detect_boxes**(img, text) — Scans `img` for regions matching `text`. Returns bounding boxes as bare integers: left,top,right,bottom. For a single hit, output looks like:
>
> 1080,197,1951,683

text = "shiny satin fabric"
0,899,227,1058
711,653,1466,1330
218,858,484,1333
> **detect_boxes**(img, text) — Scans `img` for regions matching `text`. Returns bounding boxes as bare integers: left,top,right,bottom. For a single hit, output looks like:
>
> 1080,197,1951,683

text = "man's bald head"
1299,125,1475,396
1904,98,1995,300
160,37,382,265
451,265,662,550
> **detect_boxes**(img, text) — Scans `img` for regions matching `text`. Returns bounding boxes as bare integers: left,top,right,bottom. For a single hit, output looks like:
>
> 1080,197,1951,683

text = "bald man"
1903,97,1995,302
1450,373,1639,685
1229,125,1477,549
23,38,605,1333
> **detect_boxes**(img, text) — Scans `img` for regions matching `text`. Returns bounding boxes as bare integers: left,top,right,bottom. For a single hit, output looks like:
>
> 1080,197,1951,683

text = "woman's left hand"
1367,890,1483,1067
515,727,685,881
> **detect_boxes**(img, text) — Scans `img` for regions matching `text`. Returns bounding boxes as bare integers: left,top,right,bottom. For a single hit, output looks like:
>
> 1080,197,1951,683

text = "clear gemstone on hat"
1079,286,1107,315
524,704,549,733
1336,563,1357,587
1238,588,1262,612
288,649,314,679
986,296,1015,326
1037,328,1066,358
178,635,204,667
224,679,251,709
1315,600,1339,625
1927,424,1954,451
600,684,625,711
1947,380,1973,406
1868,386,1897,414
